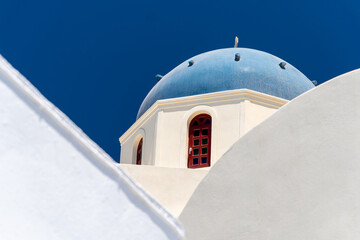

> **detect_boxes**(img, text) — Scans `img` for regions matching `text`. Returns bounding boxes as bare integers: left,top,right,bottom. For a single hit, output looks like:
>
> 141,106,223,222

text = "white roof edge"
0,54,184,239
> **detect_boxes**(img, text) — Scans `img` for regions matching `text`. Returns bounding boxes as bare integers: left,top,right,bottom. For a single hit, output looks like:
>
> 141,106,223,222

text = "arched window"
136,138,143,165
188,114,211,168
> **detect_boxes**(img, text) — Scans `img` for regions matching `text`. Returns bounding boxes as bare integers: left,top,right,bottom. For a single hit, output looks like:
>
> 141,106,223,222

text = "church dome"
137,48,314,119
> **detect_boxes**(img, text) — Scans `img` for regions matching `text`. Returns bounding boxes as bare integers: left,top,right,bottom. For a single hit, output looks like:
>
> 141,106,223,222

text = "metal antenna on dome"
234,36,239,48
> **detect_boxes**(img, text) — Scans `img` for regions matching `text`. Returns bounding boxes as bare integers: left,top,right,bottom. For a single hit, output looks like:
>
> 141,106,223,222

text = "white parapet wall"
119,164,209,217
0,55,184,240
180,69,360,240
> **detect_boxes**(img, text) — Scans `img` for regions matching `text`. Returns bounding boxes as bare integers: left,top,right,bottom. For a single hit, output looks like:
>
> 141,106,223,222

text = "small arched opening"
136,138,143,165
188,114,211,168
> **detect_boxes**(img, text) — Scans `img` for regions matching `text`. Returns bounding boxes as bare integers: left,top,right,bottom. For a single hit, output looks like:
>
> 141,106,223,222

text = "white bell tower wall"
120,89,288,168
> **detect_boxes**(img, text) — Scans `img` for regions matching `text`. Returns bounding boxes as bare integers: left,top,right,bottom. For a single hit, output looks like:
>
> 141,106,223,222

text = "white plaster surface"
120,90,284,168
0,55,183,240
180,69,360,240
119,164,208,217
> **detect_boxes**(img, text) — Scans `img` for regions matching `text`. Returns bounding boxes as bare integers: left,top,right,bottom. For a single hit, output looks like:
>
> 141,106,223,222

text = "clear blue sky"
1,0,359,162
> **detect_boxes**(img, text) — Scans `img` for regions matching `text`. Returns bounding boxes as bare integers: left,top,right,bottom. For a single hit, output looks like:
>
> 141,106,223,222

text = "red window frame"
188,114,211,168
136,138,143,165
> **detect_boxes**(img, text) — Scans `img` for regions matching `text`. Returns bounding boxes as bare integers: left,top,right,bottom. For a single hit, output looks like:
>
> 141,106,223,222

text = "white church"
1,42,360,240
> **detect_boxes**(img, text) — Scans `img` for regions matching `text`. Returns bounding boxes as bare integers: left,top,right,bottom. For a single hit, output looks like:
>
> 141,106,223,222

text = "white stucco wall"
120,90,286,168
180,69,360,240
119,164,208,217
119,91,285,220
0,56,183,240
120,114,158,166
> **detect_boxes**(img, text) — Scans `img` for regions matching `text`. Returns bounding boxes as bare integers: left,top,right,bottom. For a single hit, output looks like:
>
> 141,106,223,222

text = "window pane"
202,129,208,136
188,114,212,168
201,148,207,154
193,148,199,155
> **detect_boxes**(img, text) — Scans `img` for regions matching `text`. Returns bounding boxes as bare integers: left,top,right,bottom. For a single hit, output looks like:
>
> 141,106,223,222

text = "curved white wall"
180,69,360,240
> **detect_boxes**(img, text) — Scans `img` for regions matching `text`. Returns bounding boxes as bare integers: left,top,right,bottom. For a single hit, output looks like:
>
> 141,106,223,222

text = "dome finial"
234,36,239,48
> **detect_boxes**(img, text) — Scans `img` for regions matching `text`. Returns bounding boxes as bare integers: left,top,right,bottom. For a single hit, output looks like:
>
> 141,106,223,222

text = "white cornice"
120,89,288,145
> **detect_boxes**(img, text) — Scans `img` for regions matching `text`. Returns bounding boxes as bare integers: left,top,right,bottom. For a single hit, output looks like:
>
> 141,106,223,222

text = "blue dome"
137,48,314,119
